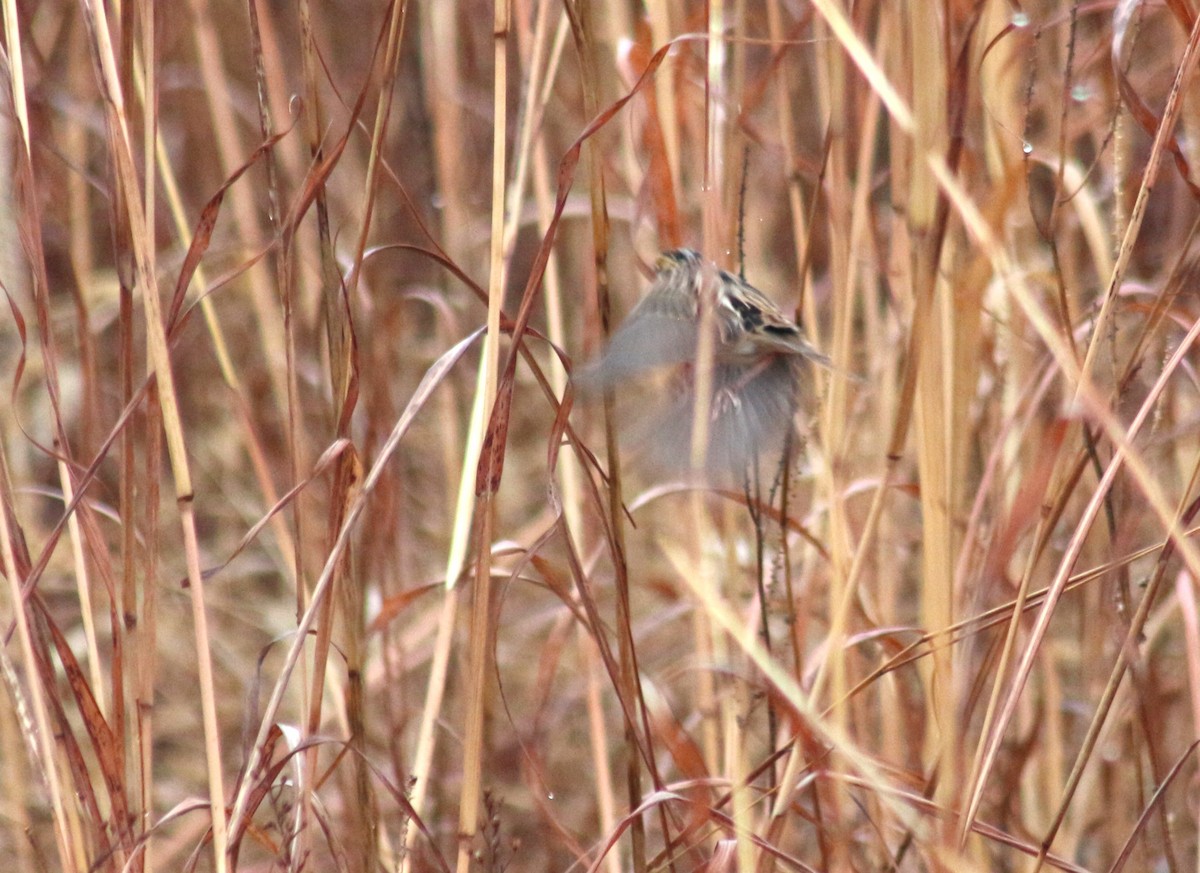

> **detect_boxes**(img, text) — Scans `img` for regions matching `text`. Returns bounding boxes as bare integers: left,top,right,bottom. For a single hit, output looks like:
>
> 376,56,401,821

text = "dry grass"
3,1,1200,871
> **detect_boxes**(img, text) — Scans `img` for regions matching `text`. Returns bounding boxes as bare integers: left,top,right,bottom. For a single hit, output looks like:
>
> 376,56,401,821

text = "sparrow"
576,248,830,477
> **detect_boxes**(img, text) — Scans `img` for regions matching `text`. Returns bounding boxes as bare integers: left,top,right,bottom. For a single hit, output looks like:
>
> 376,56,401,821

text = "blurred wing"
573,262,702,393
573,310,698,392
637,357,803,479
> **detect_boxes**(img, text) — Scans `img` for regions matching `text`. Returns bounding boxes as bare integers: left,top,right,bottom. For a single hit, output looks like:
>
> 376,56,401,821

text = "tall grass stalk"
7,2,1200,871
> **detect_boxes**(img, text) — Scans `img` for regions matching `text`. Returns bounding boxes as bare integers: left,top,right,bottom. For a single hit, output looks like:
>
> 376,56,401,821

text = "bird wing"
573,309,699,391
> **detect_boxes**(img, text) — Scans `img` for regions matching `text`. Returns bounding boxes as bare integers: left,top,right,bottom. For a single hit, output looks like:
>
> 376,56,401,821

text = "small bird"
576,248,830,478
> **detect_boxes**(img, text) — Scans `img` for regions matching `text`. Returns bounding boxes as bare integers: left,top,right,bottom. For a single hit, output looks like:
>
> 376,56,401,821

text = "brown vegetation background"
3,1,1200,871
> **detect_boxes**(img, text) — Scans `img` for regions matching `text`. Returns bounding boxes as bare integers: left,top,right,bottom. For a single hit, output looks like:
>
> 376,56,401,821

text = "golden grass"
3,1,1200,871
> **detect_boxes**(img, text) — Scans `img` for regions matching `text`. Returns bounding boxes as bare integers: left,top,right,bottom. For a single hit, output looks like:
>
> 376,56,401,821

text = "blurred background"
3,1,1200,871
